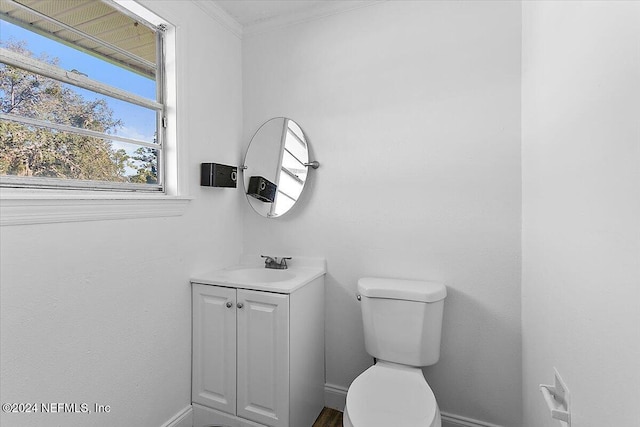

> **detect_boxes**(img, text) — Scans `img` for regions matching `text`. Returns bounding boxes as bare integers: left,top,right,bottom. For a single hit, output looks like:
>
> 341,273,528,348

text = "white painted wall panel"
522,1,640,426
0,1,244,426
241,2,522,425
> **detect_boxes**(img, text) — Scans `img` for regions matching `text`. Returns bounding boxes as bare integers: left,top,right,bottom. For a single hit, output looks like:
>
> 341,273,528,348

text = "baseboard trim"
160,404,193,427
441,411,503,427
324,384,503,427
324,383,348,411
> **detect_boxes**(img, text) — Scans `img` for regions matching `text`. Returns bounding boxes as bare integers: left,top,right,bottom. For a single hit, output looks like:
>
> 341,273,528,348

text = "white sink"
191,259,326,294
222,268,295,283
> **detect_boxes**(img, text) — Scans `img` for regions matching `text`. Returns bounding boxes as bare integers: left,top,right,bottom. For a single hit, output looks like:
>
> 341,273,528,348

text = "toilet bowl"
343,277,446,427
343,361,441,427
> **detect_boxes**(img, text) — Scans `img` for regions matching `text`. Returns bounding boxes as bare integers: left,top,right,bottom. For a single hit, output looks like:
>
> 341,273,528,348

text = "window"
0,0,168,192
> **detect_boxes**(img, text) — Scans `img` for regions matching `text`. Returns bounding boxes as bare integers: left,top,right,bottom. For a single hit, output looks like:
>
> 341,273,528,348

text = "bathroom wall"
0,1,244,426
521,2,640,426
241,1,522,425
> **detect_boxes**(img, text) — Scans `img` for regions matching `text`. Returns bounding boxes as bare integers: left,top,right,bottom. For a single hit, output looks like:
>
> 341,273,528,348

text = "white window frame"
0,0,188,225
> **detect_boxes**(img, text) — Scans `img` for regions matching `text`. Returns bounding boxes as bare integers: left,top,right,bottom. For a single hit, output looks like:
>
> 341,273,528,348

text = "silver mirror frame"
242,117,319,218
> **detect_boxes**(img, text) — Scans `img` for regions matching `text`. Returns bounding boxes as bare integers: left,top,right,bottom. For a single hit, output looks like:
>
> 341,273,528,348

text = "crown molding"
192,0,243,39
242,1,385,37
194,1,386,40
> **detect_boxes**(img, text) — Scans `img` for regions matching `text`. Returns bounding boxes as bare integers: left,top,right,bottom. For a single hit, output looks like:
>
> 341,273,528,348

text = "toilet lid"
345,362,438,427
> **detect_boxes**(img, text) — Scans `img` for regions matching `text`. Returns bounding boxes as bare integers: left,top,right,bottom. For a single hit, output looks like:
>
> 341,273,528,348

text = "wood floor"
313,407,343,427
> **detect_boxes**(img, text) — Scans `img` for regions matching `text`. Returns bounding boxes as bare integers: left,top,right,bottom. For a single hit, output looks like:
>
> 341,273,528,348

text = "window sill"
0,193,192,226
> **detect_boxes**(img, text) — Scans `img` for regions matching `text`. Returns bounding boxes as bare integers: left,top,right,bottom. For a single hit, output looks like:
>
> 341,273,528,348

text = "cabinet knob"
226,301,233,308
237,302,244,309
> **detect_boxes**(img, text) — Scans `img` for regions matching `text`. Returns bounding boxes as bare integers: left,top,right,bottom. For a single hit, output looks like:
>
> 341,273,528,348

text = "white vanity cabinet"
191,272,324,427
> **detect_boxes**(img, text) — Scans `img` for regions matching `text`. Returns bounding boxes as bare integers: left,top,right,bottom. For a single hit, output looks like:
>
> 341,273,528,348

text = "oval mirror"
242,118,316,218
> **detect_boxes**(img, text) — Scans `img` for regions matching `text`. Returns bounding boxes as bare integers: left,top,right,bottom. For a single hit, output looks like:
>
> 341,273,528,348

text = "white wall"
241,2,522,425
522,1,640,426
0,1,244,426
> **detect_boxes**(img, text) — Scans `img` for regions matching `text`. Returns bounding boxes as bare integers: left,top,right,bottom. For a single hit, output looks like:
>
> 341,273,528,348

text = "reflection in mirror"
243,118,311,218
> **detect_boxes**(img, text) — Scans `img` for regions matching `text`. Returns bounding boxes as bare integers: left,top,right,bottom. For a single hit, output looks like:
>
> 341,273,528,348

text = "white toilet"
343,277,447,427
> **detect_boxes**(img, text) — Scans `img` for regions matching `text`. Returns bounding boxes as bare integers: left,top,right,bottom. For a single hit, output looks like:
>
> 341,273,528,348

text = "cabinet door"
192,284,237,414
236,289,290,427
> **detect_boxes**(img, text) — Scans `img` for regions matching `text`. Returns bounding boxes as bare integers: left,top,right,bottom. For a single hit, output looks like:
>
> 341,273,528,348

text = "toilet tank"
357,277,446,367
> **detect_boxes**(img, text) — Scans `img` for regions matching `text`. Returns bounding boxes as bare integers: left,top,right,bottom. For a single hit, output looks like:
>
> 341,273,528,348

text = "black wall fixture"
201,163,237,188
247,176,277,203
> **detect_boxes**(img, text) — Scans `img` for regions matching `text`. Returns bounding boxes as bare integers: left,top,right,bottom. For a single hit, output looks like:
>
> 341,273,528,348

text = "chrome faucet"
261,255,291,269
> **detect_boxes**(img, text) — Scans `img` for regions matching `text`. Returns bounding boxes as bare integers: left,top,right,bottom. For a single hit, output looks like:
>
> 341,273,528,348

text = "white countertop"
191,256,326,294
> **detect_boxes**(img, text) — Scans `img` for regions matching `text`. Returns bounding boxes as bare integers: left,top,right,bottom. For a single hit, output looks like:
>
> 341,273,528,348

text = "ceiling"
213,0,380,30
214,1,331,26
